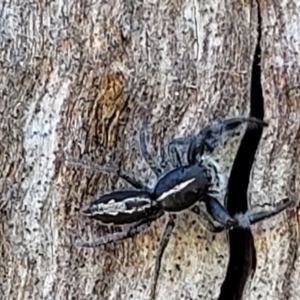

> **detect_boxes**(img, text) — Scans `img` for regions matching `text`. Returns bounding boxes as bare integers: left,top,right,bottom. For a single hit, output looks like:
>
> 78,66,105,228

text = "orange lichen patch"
86,72,128,150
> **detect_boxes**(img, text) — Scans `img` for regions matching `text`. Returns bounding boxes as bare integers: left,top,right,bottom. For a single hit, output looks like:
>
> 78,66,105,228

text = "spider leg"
139,123,163,177
63,157,120,173
205,196,239,228
63,157,146,190
167,144,182,168
118,169,145,190
76,212,163,248
233,198,292,228
169,117,268,165
191,197,292,234
190,204,224,233
160,145,168,170
167,135,193,166
188,117,268,164
150,214,177,300
187,137,205,165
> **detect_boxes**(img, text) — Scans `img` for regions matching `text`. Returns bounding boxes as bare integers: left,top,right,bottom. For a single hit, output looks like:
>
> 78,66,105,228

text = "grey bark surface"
0,1,300,300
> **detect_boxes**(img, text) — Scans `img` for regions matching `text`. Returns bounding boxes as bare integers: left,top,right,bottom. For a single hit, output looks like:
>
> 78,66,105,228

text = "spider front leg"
76,212,163,248
205,196,238,228
199,196,293,232
190,204,225,233
233,198,293,228
168,117,268,165
188,117,268,164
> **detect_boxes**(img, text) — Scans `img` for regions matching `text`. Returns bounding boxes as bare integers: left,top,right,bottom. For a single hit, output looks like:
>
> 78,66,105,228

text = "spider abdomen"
81,190,160,225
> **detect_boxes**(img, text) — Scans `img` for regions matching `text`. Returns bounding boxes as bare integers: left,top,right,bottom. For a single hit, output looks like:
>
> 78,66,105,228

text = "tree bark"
1,1,299,300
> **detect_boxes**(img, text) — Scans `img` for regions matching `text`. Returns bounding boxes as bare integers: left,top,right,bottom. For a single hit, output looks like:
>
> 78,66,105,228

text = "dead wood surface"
1,1,300,299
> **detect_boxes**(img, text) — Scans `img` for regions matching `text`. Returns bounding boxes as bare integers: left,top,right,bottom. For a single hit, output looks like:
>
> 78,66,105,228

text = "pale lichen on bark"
0,0,300,300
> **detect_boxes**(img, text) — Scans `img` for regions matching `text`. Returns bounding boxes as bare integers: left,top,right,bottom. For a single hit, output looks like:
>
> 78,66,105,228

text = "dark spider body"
71,116,291,237
65,116,293,299
81,163,212,223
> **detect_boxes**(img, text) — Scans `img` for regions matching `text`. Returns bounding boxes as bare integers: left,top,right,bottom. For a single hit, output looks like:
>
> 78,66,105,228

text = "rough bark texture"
1,1,300,300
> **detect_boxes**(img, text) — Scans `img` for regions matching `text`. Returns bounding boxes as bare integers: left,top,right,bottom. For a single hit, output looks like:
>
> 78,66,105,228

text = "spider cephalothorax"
64,116,292,299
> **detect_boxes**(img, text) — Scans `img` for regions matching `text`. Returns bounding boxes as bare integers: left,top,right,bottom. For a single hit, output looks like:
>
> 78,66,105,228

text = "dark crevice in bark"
218,2,263,300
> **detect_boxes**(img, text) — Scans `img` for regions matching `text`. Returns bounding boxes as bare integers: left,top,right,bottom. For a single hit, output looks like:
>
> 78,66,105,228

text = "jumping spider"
65,117,292,299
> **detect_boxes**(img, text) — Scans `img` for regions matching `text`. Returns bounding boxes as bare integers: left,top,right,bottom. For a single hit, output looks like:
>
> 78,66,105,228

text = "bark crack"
218,1,263,299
